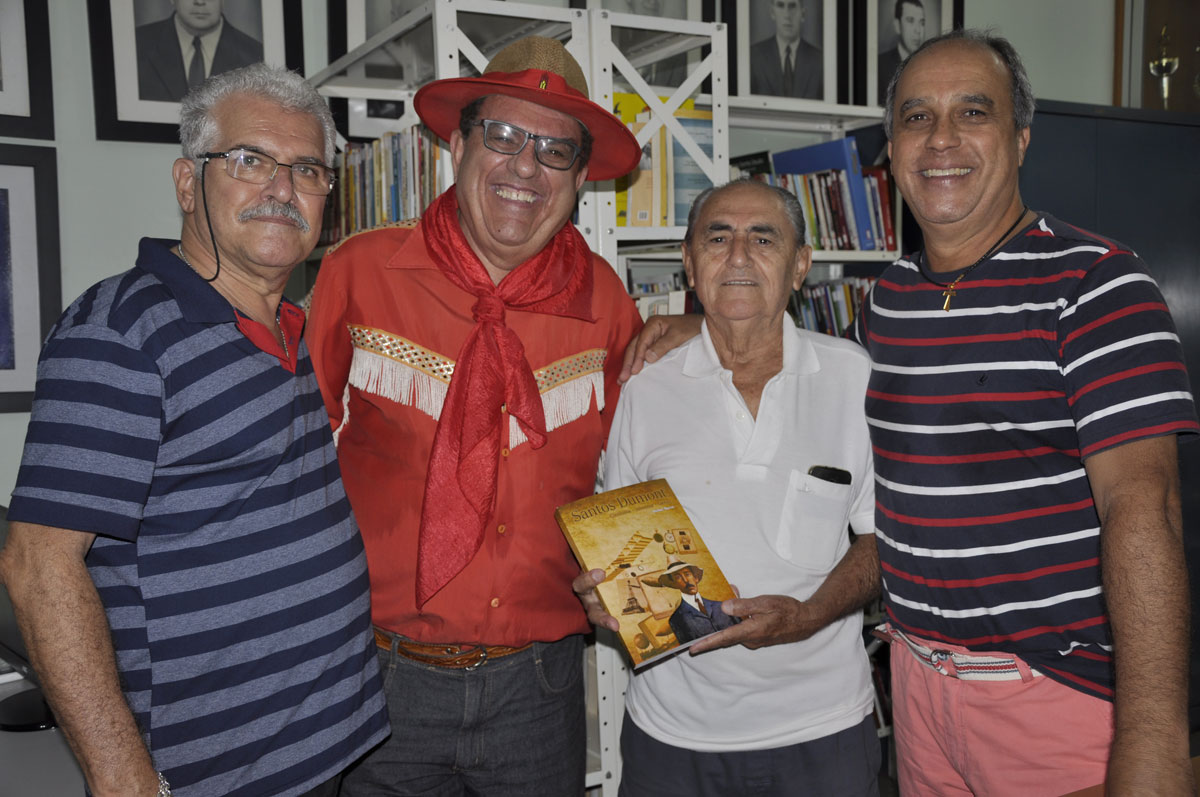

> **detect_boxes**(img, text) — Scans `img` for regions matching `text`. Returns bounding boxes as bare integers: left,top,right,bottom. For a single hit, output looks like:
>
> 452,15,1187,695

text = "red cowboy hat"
413,36,641,181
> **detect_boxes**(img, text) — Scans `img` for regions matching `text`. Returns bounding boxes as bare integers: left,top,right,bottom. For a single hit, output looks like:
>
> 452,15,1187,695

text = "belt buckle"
930,648,954,676
464,647,489,671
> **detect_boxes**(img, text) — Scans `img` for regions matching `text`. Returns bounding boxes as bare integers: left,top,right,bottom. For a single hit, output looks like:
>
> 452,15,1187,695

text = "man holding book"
576,179,882,796
306,36,643,796
626,29,1198,797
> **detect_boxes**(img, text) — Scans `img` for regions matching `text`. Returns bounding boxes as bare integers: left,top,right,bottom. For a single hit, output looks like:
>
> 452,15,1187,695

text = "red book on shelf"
863,166,897,251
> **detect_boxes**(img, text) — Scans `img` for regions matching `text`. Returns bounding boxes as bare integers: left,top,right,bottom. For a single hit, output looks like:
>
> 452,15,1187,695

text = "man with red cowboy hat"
306,35,643,796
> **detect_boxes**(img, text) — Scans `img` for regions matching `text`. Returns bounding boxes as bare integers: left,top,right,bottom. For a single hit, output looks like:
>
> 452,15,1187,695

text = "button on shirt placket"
491,404,508,615
725,371,787,468
724,373,754,450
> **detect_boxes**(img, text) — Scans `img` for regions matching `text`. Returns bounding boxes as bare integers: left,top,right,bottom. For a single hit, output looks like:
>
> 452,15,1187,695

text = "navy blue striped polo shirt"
9,238,388,794
853,213,1198,699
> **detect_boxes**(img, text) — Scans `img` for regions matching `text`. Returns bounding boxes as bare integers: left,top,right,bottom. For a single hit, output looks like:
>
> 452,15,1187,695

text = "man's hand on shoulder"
619,314,703,384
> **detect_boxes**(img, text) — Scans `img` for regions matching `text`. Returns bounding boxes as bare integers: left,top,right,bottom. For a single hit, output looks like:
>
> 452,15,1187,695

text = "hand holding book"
557,479,740,668
571,568,619,634
688,592,818,655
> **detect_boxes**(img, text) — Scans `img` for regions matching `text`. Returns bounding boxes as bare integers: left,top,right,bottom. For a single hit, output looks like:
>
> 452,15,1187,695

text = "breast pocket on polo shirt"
776,469,853,573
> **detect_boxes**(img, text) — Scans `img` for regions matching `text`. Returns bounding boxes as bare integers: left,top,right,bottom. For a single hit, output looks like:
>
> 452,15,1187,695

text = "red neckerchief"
416,186,594,607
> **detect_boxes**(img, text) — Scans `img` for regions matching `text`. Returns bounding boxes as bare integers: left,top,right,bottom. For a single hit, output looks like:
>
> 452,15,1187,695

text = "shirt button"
736,411,746,420
490,597,500,608
498,524,507,535
501,447,510,457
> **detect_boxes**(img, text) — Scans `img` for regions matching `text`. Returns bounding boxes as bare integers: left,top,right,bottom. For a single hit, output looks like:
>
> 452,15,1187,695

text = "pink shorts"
883,626,1113,796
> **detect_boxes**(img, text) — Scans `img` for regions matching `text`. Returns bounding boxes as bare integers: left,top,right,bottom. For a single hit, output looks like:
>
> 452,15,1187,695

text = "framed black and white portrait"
736,0,836,104
0,144,61,413
869,0,956,105
0,0,55,139
87,0,304,143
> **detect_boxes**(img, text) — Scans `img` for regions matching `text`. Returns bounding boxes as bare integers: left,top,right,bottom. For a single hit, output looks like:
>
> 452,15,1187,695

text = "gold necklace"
922,207,1029,311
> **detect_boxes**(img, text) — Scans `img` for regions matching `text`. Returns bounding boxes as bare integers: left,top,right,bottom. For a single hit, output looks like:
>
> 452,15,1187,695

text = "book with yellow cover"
556,479,739,668
626,121,654,227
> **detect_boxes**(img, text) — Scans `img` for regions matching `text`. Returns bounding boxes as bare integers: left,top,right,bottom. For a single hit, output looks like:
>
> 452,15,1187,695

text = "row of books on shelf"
773,166,896,254
318,126,448,246
793,277,876,337
612,100,898,256
734,138,897,254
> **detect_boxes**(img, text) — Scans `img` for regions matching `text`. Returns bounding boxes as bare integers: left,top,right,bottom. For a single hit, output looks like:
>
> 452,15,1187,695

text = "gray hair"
685,178,807,248
882,28,1035,139
179,63,337,169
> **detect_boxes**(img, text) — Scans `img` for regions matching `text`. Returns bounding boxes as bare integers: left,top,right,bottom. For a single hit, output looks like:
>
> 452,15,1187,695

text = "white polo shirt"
607,317,876,751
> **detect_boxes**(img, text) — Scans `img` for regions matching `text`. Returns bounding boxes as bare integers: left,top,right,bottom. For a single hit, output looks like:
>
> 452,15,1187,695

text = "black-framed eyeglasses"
201,148,337,196
474,120,582,171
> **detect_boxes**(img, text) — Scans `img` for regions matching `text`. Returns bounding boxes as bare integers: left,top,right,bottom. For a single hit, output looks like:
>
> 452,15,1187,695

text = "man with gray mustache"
0,64,388,795
240,197,311,229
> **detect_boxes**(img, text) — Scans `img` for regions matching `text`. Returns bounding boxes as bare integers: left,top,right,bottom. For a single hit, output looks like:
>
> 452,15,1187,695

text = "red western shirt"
307,218,642,646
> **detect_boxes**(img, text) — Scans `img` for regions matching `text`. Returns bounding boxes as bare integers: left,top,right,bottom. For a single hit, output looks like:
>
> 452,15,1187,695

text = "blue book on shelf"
772,138,876,250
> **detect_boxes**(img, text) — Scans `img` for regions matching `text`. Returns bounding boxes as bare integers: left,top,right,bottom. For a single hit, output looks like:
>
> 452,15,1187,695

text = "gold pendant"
942,275,965,311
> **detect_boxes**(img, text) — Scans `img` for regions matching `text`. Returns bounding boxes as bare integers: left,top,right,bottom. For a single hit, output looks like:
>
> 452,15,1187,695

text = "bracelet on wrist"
156,771,172,797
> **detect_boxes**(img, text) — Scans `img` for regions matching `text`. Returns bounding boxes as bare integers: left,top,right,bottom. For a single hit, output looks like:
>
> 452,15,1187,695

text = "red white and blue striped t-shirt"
852,213,1199,699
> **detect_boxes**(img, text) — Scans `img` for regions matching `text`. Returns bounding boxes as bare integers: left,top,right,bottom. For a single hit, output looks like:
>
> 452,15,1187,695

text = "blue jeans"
339,634,586,797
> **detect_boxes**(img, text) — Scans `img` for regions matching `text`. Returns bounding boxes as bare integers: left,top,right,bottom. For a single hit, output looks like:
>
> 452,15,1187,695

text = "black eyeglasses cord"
199,160,221,283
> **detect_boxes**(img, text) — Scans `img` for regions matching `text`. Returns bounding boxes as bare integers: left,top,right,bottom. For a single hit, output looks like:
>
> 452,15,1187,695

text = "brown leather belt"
374,628,531,670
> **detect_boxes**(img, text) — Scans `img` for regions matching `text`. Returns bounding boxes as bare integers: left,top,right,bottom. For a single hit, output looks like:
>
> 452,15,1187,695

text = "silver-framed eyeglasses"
475,120,582,170
201,148,337,195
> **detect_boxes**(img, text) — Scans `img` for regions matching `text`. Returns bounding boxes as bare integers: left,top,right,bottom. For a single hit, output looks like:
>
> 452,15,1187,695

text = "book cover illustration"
556,479,739,668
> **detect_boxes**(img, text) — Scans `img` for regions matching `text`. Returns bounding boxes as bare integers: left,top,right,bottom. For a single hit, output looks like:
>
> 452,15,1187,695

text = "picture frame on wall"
0,0,55,140
865,0,959,106
87,0,304,144
0,144,61,413
731,0,838,105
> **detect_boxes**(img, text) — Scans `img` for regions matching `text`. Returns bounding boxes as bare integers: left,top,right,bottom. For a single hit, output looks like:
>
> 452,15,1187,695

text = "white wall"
0,2,329,506
965,0,1116,107
0,5,176,506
